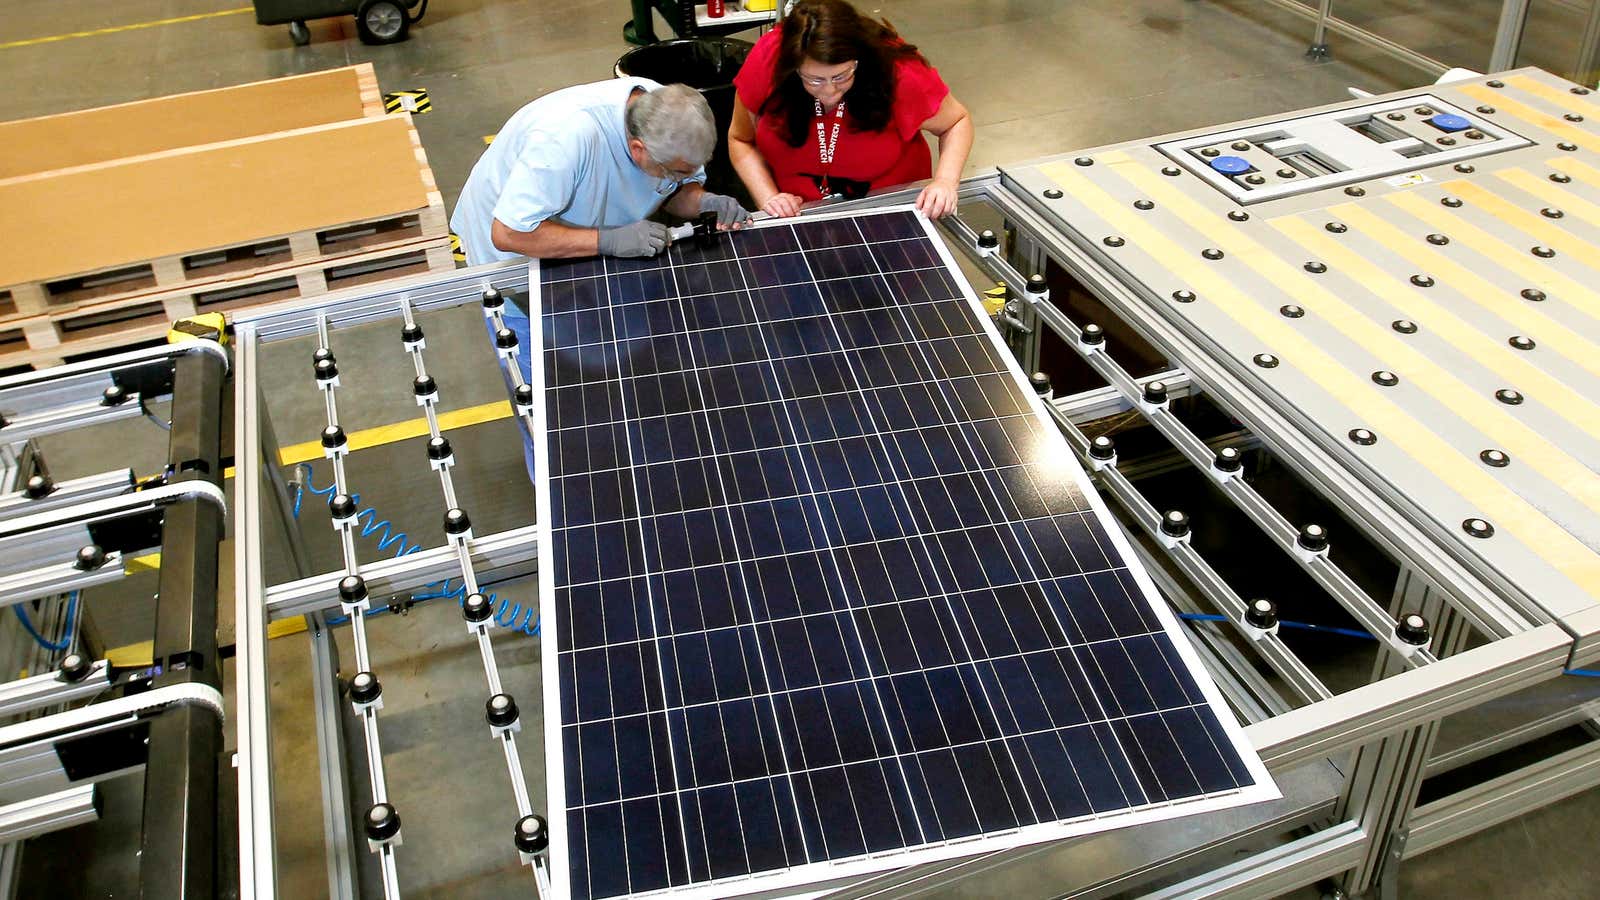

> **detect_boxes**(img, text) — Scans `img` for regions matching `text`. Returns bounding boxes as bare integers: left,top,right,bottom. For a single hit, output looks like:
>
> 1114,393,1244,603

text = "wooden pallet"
0,236,456,373
0,114,445,328
0,64,384,180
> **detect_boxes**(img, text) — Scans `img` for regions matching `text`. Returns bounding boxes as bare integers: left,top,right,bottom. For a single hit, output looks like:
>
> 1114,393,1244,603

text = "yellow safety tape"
1458,84,1600,154
1502,75,1600,118
1108,157,1600,521
1386,189,1600,322
276,399,514,466
1039,156,1600,590
1270,214,1600,447
0,7,252,51
125,552,161,574
1327,200,1600,378
1446,181,1600,275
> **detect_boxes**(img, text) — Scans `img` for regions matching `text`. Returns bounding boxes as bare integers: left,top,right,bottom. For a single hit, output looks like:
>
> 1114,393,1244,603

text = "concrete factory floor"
6,1,1600,898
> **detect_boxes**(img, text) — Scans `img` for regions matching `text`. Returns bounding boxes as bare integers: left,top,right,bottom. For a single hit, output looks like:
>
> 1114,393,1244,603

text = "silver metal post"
1489,0,1532,71
233,327,279,899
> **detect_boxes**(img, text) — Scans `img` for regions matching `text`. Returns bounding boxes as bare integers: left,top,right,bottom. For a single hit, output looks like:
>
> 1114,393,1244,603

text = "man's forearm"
663,182,706,219
491,218,599,258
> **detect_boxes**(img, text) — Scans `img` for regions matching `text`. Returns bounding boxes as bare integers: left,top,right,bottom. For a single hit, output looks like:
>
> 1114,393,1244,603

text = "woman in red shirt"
729,0,973,219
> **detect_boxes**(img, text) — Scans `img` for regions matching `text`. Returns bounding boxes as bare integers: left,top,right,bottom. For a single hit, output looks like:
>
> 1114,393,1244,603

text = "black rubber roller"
1245,598,1278,631
1297,523,1329,553
1030,372,1051,396
482,287,505,309
314,358,339,382
495,328,519,350
513,384,534,408
350,671,382,705
401,323,424,345
1395,613,1430,647
329,493,358,519
101,384,130,407
515,814,549,854
75,545,106,571
413,375,438,398
1213,446,1243,473
365,803,401,842
1160,510,1190,539
1025,274,1048,295
313,347,336,365
1088,435,1116,461
1143,380,1169,404
427,437,453,462
486,693,520,728
23,474,54,499
976,229,999,250
58,652,93,683
463,592,495,623
321,425,347,450
444,508,472,536
339,574,368,605
1080,323,1105,345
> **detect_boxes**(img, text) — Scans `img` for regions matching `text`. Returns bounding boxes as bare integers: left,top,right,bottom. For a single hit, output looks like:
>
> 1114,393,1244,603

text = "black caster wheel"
289,20,311,46
357,0,410,44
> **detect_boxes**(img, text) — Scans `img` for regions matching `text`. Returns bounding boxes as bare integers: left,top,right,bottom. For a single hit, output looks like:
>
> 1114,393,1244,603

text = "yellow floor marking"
1458,85,1600,154
1387,190,1600,323
104,606,311,668
1271,214,1600,444
1447,181,1600,274
1109,159,1600,522
277,399,514,466
1039,156,1600,591
1329,202,1600,380
1502,75,1600,118
0,7,252,51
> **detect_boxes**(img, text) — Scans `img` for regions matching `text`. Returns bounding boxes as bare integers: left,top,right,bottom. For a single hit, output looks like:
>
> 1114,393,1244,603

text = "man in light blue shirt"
452,77,750,265
452,78,750,480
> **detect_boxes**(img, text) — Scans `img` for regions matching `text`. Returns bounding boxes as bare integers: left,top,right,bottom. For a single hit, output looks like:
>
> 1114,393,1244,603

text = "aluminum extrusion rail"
939,212,1438,669
395,294,545,882
309,313,405,898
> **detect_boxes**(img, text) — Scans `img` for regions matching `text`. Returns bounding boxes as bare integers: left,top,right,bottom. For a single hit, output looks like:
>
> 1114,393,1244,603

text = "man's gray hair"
625,83,717,166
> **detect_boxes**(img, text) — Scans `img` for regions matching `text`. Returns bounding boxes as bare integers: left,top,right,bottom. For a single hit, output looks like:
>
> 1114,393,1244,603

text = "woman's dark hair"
759,0,928,146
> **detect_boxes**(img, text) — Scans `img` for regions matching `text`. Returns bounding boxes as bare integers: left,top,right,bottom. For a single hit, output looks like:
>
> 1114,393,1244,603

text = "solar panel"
532,207,1276,900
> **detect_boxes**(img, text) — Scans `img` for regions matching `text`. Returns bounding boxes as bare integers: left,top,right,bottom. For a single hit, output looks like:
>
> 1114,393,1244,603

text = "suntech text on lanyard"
814,99,845,197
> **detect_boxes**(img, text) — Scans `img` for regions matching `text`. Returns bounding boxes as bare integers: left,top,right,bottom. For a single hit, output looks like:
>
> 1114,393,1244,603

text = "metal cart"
252,0,428,46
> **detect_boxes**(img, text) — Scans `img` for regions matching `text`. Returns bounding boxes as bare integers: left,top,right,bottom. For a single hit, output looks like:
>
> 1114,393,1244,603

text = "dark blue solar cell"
579,723,621,804
741,251,812,286
621,797,670,889
735,779,795,871
699,784,753,877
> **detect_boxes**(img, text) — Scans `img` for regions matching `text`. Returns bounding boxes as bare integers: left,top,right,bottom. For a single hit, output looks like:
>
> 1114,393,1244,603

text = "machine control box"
1154,94,1532,204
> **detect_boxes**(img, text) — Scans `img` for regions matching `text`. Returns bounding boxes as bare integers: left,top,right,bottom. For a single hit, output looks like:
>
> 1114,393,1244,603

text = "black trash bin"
615,38,755,210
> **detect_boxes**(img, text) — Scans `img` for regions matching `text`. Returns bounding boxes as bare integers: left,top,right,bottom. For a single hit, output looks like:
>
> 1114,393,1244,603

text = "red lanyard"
813,99,844,195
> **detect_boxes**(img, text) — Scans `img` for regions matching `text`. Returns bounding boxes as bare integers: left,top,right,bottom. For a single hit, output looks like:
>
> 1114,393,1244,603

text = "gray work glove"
699,192,754,228
597,220,669,258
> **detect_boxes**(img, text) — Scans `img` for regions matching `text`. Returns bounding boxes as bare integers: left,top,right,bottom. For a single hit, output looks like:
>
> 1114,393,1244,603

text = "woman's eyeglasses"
799,62,857,88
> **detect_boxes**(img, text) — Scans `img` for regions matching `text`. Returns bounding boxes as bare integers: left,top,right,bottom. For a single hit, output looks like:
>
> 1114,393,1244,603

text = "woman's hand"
915,178,959,219
762,193,805,218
